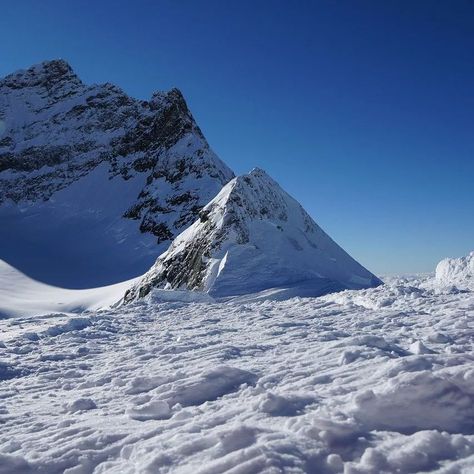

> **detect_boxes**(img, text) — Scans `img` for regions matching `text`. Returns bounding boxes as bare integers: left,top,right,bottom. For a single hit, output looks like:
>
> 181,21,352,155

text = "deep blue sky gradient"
1,1,473,274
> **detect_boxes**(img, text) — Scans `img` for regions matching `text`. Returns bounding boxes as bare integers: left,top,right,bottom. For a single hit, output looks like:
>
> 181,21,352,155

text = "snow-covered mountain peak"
208,166,283,207
1,60,379,295
150,87,188,109
1,59,82,90
198,166,343,249
0,60,233,287
124,169,382,301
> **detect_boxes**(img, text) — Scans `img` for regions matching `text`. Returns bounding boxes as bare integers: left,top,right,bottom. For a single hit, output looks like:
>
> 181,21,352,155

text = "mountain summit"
124,168,382,301
1,60,380,295
0,60,233,286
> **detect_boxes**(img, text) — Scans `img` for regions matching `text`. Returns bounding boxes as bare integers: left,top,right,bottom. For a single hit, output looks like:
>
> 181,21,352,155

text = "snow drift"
435,251,474,291
0,258,136,318
124,168,382,301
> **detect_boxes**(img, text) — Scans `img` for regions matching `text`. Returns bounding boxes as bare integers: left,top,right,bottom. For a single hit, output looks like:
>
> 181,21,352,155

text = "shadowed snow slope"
436,251,474,290
0,259,137,318
0,60,233,287
125,168,381,301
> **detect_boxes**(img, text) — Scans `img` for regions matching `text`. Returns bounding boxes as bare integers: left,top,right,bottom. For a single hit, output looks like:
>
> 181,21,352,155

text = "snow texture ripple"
0,272,473,473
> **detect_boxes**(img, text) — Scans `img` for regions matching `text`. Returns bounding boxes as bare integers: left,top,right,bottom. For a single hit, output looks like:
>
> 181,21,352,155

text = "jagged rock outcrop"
0,60,233,286
124,168,382,301
0,59,233,236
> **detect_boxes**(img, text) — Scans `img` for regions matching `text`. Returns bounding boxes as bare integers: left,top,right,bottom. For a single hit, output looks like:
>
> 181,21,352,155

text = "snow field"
0,259,139,319
0,273,473,473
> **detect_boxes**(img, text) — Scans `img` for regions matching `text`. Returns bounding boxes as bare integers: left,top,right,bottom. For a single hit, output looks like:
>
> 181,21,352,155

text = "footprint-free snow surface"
0,259,138,319
1,272,473,473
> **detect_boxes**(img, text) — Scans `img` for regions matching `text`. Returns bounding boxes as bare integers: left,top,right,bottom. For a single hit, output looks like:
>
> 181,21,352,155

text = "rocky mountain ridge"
1,60,380,295
0,59,233,242
124,168,382,300
0,60,233,286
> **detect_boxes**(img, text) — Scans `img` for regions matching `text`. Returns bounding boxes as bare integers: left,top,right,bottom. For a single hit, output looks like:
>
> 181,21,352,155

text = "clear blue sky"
1,1,473,274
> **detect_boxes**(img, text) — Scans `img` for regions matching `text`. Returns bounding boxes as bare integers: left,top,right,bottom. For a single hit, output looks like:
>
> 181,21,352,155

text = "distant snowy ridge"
124,168,382,301
0,59,233,286
435,251,474,290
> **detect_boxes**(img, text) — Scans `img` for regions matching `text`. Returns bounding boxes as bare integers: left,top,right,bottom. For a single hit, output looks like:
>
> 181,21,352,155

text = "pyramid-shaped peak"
1,59,81,89
230,167,275,189
204,168,299,228
235,167,272,183
248,167,267,176
124,168,381,301
216,168,280,197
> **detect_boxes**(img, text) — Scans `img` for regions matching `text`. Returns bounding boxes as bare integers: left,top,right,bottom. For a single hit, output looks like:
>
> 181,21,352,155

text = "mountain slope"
0,60,234,287
0,259,136,318
125,168,382,301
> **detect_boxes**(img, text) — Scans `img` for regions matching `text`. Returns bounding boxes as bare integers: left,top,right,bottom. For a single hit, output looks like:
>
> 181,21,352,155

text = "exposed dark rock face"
0,59,234,243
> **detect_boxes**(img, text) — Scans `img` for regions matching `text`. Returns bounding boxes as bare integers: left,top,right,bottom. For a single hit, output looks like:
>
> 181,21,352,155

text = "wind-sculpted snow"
0,259,138,318
1,273,473,473
436,251,474,291
0,60,233,286
125,168,381,301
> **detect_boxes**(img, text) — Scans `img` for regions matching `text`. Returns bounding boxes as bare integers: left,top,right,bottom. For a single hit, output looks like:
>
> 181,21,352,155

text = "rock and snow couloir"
0,59,233,287
124,168,382,301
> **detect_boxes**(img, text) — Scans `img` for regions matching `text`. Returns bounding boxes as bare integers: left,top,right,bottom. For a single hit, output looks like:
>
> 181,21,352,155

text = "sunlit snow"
0,259,473,473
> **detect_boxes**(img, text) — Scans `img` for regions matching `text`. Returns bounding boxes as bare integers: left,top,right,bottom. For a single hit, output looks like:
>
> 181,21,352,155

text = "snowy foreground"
1,275,474,473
